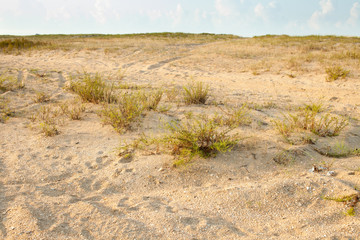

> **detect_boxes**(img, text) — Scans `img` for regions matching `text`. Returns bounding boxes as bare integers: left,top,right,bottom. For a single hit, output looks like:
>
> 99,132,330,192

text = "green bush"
165,117,238,166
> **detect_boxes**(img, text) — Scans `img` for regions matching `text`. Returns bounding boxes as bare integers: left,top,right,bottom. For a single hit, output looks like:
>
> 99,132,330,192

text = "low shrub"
165,117,239,166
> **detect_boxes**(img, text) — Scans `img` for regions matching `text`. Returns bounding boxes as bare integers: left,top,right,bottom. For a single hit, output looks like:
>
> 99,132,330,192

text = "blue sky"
0,0,359,36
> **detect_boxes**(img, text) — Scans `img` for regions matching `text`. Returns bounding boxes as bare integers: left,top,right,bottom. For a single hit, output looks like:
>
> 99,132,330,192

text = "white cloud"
215,0,232,17
147,9,162,21
0,0,22,16
168,4,183,25
91,0,110,24
269,1,277,8
254,3,266,20
347,2,360,26
308,0,334,29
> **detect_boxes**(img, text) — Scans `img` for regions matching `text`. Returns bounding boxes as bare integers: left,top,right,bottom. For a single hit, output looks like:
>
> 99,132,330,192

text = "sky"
0,0,359,37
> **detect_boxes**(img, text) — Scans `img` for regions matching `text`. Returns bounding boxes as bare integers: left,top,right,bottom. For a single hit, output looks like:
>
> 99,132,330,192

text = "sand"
0,35,360,239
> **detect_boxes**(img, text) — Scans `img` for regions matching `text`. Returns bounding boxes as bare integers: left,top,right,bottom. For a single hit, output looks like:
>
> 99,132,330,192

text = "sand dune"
0,35,359,239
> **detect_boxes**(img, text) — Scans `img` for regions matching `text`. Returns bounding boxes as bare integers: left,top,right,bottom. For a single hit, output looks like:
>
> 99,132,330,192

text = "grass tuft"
325,66,350,82
33,92,50,103
165,116,239,166
0,97,14,123
183,80,209,105
68,72,116,104
273,107,348,141
100,93,144,133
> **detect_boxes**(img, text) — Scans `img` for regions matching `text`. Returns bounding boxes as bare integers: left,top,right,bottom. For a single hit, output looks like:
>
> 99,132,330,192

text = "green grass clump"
323,194,359,216
100,90,164,133
100,93,144,133
59,101,86,120
0,38,47,53
165,116,239,166
273,107,348,141
33,92,50,103
183,81,209,105
315,142,360,158
69,72,116,104
325,66,350,82
39,122,59,137
217,104,251,128
0,74,24,92
142,90,163,111
0,97,14,123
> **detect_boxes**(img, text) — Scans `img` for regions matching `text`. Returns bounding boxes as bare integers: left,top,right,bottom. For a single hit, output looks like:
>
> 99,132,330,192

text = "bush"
165,116,238,166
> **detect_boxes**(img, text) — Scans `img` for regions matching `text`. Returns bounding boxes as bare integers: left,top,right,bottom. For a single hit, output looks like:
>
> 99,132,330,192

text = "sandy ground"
0,36,360,239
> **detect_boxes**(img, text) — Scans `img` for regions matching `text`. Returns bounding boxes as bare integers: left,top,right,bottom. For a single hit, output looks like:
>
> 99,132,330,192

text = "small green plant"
68,72,116,103
165,116,239,166
40,122,59,137
325,66,350,82
59,101,86,120
100,93,144,133
142,90,163,111
33,92,50,103
217,104,251,127
273,108,348,140
315,143,360,158
0,97,14,123
0,74,24,92
183,80,209,105
272,149,296,165
165,87,180,102
323,194,359,216
302,101,324,114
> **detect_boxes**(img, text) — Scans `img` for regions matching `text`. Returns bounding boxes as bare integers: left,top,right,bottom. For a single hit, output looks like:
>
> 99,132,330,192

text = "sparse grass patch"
142,89,163,111
59,100,86,120
323,194,359,216
39,122,59,137
0,38,48,53
100,93,144,133
314,142,360,158
165,116,239,166
217,104,251,127
302,101,325,114
0,73,24,92
325,66,350,82
68,72,117,103
33,92,50,103
246,101,277,111
165,87,180,102
0,97,14,123
183,80,209,105
272,149,297,165
273,108,348,141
